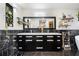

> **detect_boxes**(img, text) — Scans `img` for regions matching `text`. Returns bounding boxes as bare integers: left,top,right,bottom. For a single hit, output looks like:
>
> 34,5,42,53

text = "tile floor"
18,50,79,56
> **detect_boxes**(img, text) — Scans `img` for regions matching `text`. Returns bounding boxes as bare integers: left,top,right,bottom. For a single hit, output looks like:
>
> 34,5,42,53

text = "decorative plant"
6,3,13,27
77,11,79,21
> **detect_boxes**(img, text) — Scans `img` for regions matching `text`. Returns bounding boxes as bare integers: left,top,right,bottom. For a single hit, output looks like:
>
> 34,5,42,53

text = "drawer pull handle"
47,40,54,42
47,36,54,38
26,40,32,41
26,36,32,38
19,40,22,41
36,36,43,38
36,40,43,42
36,47,43,49
57,47,60,49
19,36,22,37
57,36,60,37
57,40,60,41
13,36,16,38
19,47,22,49
13,40,16,42
13,47,16,49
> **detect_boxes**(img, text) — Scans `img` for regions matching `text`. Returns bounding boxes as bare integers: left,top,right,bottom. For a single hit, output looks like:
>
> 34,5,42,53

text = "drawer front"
45,46,55,51
18,42,25,46
35,42,44,46
25,42,35,51
45,42,55,47
25,45,35,51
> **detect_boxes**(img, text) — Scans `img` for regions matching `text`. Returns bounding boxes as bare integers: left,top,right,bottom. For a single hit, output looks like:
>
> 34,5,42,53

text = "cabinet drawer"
25,44,35,51
55,42,62,46
35,42,44,46
45,46,55,51
46,43,55,47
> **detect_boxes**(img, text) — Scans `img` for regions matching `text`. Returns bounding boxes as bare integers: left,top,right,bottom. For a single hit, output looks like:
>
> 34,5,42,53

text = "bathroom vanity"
14,33,62,51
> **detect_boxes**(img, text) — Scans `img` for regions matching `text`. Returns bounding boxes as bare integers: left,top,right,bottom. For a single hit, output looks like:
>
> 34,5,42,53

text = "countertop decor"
59,13,74,28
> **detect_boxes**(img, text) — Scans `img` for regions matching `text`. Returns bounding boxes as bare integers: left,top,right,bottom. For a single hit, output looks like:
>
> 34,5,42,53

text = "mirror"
23,17,56,29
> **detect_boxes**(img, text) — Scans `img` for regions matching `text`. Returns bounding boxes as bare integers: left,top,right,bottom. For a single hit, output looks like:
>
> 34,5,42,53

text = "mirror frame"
23,17,56,29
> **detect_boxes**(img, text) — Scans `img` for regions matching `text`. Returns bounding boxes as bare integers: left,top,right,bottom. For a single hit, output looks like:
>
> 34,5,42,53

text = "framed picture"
5,3,13,27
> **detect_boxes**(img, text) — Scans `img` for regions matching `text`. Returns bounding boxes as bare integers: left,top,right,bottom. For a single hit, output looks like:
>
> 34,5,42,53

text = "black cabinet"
15,35,62,51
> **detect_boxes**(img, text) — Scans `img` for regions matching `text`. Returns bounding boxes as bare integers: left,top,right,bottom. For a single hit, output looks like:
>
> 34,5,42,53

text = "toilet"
75,35,79,50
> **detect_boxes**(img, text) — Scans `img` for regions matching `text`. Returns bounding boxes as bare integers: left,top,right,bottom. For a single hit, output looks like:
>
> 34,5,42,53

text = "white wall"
12,7,23,30
21,9,79,30
0,3,5,30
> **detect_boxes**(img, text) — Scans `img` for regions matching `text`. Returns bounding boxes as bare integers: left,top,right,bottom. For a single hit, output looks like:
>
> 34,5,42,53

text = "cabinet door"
25,35,35,51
